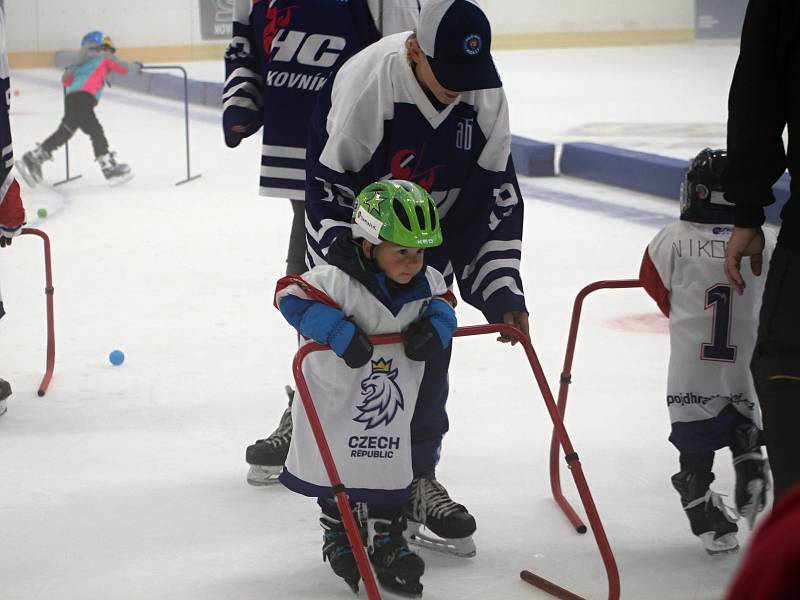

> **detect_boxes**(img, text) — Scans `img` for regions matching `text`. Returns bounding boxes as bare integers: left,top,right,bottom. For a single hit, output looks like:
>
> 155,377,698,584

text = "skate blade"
701,532,739,555
108,172,134,186
14,161,39,187
375,574,423,598
705,544,739,556
407,528,476,558
246,465,282,486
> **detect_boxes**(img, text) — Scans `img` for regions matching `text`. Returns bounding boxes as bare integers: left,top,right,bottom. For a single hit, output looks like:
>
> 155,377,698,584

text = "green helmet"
352,180,443,248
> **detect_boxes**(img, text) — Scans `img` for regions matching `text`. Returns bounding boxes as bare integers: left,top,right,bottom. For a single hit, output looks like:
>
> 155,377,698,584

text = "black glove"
403,318,445,361
341,326,374,368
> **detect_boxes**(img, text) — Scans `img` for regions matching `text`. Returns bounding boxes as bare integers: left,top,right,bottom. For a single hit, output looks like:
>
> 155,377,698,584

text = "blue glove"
280,296,373,368
404,299,457,361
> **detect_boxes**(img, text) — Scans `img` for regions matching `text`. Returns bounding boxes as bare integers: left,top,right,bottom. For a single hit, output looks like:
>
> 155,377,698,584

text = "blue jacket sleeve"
279,295,356,357
422,299,457,348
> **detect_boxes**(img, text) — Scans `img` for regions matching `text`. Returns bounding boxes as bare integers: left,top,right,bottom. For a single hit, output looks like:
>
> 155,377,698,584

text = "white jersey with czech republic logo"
275,264,453,504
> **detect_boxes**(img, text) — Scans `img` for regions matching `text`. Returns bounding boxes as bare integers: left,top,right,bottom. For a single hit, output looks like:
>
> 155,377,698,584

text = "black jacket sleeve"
723,0,800,229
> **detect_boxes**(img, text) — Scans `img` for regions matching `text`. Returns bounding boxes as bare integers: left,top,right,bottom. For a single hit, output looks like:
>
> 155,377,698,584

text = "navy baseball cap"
417,0,502,92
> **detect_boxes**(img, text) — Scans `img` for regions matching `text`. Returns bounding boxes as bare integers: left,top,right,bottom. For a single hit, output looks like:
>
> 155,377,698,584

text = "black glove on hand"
341,326,374,368
403,318,444,361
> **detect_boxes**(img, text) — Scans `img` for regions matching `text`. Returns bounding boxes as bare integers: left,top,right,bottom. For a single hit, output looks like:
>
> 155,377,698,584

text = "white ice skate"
98,152,133,186
15,146,51,187
15,159,38,187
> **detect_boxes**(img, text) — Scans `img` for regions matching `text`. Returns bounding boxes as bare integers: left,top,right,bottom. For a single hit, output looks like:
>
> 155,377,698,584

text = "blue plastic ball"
109,350,125,366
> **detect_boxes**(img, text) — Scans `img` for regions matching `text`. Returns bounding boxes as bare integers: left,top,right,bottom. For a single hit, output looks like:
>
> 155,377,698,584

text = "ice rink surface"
1,43,765,599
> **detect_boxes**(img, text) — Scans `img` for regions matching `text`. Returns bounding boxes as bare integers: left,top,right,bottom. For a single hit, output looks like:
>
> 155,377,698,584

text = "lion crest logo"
353,358,405,430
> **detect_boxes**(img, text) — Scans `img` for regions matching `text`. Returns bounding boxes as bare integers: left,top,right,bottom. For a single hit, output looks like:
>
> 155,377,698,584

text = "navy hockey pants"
409,344,451,480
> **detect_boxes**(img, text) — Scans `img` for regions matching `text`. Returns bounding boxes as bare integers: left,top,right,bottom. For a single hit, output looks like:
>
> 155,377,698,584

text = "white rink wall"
4,0,214,53
482,0,694,35
5,0,695,53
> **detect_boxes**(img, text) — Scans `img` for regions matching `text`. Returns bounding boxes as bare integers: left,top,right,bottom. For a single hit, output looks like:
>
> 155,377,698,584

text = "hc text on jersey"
269,30,347,67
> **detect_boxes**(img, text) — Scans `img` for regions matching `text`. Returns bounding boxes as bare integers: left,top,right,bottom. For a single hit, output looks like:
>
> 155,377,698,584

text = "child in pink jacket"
17,31,141,186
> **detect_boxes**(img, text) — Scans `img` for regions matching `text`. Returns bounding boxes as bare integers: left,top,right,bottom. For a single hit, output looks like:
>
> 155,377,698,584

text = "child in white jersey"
274,180,457,596
640,148,776,555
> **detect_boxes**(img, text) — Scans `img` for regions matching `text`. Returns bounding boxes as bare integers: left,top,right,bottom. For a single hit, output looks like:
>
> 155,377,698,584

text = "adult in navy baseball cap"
416,0,501,92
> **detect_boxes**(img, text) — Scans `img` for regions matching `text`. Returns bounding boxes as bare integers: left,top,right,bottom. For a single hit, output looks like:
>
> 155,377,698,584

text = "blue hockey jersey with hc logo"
305,33,527,324
223,0,419,199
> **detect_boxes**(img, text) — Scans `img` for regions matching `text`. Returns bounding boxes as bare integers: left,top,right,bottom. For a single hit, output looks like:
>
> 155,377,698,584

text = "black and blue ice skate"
320,513,361,594
368,515,425,597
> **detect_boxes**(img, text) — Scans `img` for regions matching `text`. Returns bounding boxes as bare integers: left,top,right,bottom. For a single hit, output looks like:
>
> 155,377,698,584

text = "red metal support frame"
20,228,56,396
292,323,620,600
548,279,644,535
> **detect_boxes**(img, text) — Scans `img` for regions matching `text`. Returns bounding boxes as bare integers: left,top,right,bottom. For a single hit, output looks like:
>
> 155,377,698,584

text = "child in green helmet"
273,179,457,597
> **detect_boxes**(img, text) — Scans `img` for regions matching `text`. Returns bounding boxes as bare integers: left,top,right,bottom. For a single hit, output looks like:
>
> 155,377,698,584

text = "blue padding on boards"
560,142,686,198
511,135,556,177
561,142,791,225
205,82,224,108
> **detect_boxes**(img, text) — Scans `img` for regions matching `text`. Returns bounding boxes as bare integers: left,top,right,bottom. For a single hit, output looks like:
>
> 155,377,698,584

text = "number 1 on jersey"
702,283,737,362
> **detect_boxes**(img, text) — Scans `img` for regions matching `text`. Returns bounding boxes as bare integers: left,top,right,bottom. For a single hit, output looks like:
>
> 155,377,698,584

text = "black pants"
285,199,307,276
41,91,109,158
751,244,800,501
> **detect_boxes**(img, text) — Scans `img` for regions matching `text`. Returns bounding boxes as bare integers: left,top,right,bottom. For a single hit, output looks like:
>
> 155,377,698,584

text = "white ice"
2,42,763,600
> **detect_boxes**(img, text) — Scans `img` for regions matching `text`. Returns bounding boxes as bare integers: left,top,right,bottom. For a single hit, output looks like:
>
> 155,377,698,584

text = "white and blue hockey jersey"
305,32,527,324
223,0,419,199
640,221,777,452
